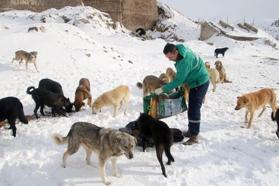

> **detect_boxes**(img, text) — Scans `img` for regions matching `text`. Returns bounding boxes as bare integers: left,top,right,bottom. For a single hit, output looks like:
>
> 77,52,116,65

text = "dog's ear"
133,136,137,146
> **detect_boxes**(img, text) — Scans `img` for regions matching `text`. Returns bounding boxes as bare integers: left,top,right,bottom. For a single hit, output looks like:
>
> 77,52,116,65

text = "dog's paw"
103,180,111,185
113,172,121,178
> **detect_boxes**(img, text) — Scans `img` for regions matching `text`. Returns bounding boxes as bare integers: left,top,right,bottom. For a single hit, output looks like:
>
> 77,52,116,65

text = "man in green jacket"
155,43,209,145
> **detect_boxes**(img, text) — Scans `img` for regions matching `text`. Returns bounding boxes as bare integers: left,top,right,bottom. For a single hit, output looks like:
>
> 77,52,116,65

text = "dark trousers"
188,81,209,135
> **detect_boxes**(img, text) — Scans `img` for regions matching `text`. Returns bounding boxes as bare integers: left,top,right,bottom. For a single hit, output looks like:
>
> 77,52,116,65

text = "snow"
0,5,279,186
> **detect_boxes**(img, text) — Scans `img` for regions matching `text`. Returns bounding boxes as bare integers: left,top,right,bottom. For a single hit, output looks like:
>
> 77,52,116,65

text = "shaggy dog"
0,97,28,137
38,78,73,113
134,113,174,177
214,47,229,58
27,86,71,118
271,108,279,139
205,62,220,92
235,88,277,128
214,60,232,83
52,122,136,185
74,78,92,111
92,85,130,117
12,50,39,72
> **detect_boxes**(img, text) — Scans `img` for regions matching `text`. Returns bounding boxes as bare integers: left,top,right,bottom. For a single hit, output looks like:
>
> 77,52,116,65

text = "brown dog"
214,61,231,83
205,62,220,92
137,75,165,96
74,78,92,111
92,85,130,117
235,88,277,128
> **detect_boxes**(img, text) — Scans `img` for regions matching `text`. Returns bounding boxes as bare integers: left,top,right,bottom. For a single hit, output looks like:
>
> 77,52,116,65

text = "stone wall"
0,0,158,30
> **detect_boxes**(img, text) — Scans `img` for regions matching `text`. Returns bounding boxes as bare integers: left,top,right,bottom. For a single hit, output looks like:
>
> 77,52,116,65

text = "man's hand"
154,88,163,95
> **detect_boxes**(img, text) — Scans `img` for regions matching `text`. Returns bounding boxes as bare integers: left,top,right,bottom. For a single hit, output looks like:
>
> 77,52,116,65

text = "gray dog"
52,122,137,185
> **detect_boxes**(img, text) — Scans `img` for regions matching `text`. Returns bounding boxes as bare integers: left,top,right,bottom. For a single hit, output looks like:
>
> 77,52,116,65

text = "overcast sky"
160,0,279,23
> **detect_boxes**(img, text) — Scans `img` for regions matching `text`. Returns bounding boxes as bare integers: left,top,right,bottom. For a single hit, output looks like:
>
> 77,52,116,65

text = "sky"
160,0,279,23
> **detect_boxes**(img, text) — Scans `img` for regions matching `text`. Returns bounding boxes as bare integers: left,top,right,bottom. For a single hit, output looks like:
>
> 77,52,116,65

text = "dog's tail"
52,133,69,145
18,107,28,124
224,79,232,83
136,82,143,89
26,86,36,94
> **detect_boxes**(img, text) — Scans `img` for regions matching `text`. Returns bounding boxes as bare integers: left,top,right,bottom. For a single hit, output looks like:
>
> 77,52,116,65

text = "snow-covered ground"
0,5,279,186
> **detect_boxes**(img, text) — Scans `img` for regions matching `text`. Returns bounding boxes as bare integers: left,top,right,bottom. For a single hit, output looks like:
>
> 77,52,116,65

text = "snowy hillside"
257,19,279,41
0,5,279,186
148,2,200,42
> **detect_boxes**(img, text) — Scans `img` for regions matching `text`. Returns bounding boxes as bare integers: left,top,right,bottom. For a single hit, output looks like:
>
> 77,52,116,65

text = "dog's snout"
235,106,239,110
125,152,133,159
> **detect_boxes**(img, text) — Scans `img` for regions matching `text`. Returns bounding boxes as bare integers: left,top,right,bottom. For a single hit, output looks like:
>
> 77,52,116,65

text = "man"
154,43,209,145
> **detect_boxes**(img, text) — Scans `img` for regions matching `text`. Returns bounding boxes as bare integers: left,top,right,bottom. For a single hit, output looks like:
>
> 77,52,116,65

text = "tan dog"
158,73,169,84
235,88,277,128
92,85,130,117
166,67,190,101
205,62,220,92
137,75,165,96
74,78,92,111
214,61,231,83
12,50,39,72
166,67,176,82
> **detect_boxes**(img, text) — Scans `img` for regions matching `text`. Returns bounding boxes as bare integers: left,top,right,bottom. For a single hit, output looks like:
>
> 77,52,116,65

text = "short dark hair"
163,43,177,54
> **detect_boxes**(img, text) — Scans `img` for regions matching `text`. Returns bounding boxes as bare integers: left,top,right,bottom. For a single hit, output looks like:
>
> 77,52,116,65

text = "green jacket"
162,44,209,92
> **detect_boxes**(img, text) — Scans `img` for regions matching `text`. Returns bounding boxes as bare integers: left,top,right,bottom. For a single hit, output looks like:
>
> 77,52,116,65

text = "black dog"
27,27,39,32
214,47,229,58
120,121,184,147
135,28,146,37
27,86,71,118
135,113,174,177
271,109,279,139
38,78,73,112
0,97,28,137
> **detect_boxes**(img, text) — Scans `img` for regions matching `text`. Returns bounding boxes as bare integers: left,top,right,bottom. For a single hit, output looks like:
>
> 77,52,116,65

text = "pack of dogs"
1,44,279,185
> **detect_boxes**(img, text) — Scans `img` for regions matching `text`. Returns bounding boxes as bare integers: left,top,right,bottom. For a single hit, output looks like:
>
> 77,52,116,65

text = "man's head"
163,43,178,61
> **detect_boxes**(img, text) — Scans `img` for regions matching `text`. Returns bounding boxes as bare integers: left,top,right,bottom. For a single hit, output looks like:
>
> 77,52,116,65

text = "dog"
158,73,169,84
134,113,174,177
137,75,166,96
27,86,71,118
0,97,28,137
165,67,190,101
74,78,92,111
28,27,39,32
235,88,277,128
120,120,184,147
271,107,279,139
52,122,136,185
165,67,176,83
38,78,73,113
135,28,146,36
205,62,220,92
92,85,130,117
12,50,39,72
214,61,232,83
214,47,229,58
